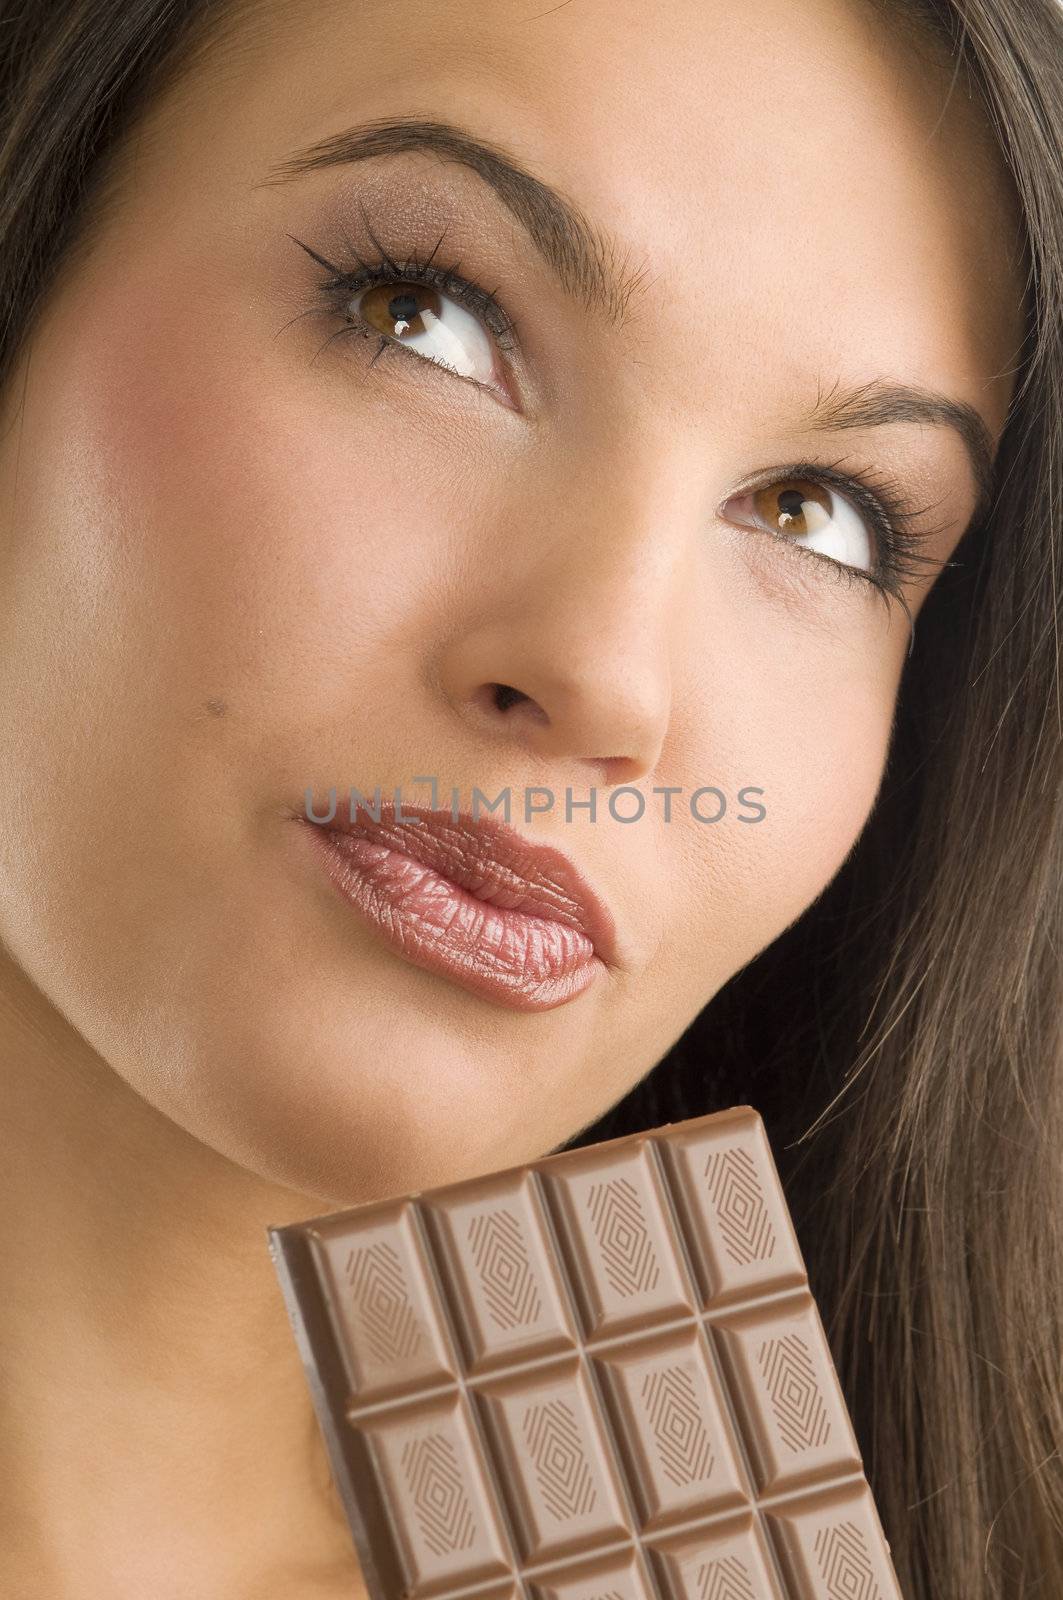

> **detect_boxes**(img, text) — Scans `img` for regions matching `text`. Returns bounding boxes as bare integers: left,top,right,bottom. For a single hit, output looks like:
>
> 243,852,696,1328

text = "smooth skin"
0,0,1025,1593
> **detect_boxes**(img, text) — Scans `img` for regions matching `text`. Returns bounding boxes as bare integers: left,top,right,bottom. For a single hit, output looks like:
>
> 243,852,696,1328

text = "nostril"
492,683,529,712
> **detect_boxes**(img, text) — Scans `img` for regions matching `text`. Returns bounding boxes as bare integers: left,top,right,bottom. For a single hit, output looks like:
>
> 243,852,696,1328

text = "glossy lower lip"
300,820,609,1013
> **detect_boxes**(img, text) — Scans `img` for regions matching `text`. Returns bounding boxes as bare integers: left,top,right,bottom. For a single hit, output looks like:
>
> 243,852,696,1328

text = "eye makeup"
282,197,963,620
291,229,520,359
723,457,953,619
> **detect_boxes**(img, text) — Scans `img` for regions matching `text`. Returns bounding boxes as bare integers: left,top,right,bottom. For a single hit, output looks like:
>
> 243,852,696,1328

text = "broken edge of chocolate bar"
268,1104,905,1600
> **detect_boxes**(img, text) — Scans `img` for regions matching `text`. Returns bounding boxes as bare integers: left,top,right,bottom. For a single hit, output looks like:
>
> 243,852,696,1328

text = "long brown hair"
1,1,1060,1595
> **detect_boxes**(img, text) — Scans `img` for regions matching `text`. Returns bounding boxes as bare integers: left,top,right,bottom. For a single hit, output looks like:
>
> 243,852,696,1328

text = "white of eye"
728,481,874,574
350,284,496,386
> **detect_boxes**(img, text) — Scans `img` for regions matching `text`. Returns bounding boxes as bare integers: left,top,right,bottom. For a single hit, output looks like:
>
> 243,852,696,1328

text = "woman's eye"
346,280,498,386
723,477,873,575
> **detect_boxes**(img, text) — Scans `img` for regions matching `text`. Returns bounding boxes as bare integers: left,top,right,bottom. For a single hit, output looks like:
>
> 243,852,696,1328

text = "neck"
0,954,365,1599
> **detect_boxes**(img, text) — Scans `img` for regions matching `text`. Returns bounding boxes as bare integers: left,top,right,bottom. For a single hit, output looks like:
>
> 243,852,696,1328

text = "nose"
432,472,691,786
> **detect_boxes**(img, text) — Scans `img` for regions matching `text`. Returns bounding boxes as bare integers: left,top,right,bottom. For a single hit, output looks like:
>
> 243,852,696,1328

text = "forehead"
131,0,1027,438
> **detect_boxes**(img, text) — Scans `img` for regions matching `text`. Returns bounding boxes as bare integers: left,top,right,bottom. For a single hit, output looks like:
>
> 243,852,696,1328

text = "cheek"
11,259,484,799
661,585,901,1015
759,684,894,899
80,323,458,702
0,275,473,1020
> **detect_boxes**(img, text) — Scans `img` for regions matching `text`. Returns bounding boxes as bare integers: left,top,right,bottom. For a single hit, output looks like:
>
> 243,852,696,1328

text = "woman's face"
0,0,1023,1202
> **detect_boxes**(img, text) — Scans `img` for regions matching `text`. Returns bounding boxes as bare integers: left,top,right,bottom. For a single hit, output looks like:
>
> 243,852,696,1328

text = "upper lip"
309,797,621,968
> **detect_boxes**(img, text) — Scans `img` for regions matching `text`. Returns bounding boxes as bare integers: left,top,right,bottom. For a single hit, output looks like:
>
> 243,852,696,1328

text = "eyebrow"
261,115,999,508
259,114,649,327
796,377,996,518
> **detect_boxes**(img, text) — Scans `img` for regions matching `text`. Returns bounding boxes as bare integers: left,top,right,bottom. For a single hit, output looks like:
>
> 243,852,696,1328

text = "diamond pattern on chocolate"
401,1430,477,1555
587,1178,661,1298
641,1361,714,1487
346,1239,424,1363
812,1518,881,1599
704,1146,776,1266
469,1207,543,1331
695,1555,757,1600
757,1333,830,1453
524,1397,598,1518
269,1106,904,1600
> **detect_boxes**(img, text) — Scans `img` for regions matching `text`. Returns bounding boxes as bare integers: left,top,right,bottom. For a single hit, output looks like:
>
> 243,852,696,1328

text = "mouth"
293,798,620,1013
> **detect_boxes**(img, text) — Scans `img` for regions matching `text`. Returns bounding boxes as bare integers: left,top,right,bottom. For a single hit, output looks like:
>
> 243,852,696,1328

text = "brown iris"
752,478,832,535
358,283,443,339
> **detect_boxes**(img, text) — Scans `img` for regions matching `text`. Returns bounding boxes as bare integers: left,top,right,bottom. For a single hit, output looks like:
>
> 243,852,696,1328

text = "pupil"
388,291,420,324
778,489,805,515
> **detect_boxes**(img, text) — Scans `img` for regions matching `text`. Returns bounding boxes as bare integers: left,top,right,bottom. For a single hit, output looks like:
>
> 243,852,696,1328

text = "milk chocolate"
267,1105,904,1600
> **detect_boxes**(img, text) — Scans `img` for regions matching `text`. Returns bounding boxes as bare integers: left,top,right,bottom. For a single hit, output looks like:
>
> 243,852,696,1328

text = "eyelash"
291,232,949,614
292,229,520,361
736,458,950,614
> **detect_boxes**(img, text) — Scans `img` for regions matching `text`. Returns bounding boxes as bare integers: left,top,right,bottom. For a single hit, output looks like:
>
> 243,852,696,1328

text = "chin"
112,963,542,1208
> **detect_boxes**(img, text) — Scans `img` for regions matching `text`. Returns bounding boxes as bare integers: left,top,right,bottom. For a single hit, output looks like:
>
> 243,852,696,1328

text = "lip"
295,798,620,1013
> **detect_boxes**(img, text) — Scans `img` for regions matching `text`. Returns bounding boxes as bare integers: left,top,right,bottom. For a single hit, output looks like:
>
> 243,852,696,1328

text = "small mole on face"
203,698,228,717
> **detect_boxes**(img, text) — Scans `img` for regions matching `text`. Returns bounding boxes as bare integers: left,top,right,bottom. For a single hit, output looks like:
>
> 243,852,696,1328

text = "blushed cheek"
36,260,463,734
0,256,460,909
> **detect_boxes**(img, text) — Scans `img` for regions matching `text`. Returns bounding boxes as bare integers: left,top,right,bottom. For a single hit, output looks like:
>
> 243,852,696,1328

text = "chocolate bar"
267,1105,904,1600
